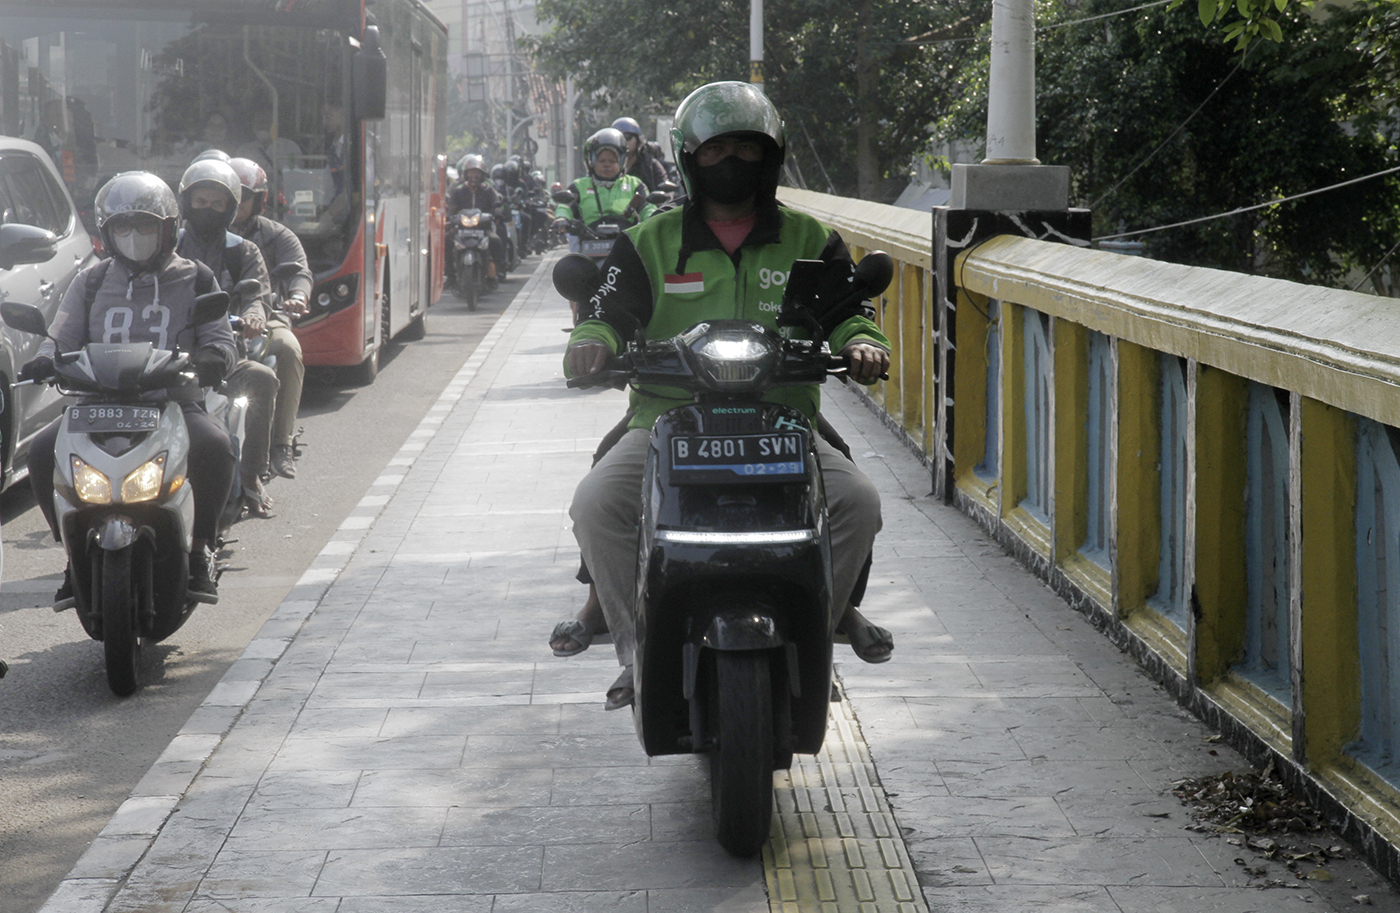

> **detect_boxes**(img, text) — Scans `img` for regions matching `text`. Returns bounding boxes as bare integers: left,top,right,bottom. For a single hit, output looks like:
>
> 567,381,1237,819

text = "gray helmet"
612,116,642,138
458,153,487,179
583,127,627,179
94,171,180,269
192,148,231,164
178,158,242,234
670,81,785,200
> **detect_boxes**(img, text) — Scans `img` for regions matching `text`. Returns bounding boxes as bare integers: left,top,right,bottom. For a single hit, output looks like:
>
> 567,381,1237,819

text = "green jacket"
555,174,655,226
567,201,889,431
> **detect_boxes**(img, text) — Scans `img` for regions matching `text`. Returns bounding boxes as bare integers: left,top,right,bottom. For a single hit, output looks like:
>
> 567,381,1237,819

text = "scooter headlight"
690,327,779,390
121,453,167,503
71,456,112,504
457,212,480,228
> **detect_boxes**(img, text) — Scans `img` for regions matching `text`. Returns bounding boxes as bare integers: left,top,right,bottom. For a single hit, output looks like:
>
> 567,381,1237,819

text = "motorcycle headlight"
690,328,779,390
121,453,167,503
71,456,112,505
458,212,479,228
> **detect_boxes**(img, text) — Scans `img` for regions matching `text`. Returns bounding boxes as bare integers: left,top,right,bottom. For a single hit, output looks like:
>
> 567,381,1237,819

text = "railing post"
931,0,1088,503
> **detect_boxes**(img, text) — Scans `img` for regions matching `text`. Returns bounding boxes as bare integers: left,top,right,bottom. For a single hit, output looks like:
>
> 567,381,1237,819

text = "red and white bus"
0,0,448,383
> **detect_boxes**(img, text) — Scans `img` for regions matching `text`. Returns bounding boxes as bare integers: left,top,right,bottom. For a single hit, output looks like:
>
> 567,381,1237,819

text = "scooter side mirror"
852,251,895,299
270,261,302,282
646,191,668,206
553,253,602,303
0,301,50,337
552,188,578,205
231,278,262,300
659,181,678,193
192,291,231,326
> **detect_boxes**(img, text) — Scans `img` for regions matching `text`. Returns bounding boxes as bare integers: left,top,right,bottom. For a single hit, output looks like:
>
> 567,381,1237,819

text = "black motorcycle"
554,250,893,855
449,208,494,310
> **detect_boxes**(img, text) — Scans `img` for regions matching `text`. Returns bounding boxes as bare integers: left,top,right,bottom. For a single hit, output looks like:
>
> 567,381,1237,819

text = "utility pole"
749,0,763,90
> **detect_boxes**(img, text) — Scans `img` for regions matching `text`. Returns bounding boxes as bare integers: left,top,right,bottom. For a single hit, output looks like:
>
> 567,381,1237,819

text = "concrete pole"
750,0,764,91
564,77,577,183
983,0,1038,164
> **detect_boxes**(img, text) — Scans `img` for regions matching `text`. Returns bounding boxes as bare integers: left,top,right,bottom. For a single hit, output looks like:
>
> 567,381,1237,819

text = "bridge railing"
780,185,1400,879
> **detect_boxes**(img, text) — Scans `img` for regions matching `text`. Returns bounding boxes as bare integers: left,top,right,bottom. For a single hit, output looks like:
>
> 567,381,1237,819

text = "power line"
1088,48,1249,209
1092,164,1400,241
1038,0,1174,31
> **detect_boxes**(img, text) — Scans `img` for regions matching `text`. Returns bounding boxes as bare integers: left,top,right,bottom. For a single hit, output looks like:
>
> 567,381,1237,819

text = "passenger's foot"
53,569,76,612
242,476,274,519
548,586,607,656
604,666,634,711
188,541,219,605
836,604,894,664
270,444,297,479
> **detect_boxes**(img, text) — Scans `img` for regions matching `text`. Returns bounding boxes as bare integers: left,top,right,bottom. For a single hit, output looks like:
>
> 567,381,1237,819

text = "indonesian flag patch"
664,272,704,294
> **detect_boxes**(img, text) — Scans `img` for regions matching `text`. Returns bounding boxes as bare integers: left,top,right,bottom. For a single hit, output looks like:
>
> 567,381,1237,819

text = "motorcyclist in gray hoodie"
22,171,238,604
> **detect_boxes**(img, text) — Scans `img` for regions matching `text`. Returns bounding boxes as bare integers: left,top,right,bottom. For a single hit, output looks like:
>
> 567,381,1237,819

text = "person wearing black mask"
558,82,894,711
176,157,280,518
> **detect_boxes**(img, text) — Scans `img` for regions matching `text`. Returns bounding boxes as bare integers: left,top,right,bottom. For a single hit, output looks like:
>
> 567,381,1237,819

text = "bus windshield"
0,4,353,269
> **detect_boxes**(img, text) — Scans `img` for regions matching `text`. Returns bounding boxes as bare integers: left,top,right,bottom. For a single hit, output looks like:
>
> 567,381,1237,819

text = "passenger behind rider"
563,81,894,711
175,156,280,518
447,154,506,287
612,116,668,193
228,157,308,480
22,171,238,605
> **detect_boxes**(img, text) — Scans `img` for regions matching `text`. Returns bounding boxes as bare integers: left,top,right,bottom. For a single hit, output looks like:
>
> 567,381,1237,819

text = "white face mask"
110,225,161,264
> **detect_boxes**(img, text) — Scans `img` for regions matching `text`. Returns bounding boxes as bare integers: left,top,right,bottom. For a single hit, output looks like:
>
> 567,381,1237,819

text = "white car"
0,137,96,491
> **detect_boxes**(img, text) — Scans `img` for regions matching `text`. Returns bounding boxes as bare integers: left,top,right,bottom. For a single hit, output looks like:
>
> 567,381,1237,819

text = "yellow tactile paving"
762,688,931,913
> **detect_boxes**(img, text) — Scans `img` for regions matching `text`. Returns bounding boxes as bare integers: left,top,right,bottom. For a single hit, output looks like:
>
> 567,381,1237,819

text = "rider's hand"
193,348,227,387
240,310,267,338
566,342,612,377
840,342,890,384
284,294,309,317
18,355,54,383
552,219,568,232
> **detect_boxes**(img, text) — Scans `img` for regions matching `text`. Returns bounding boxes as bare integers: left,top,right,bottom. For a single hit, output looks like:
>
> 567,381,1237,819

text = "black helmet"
178,158,242,239
490,163,505,182
503,159,520,183
228,157,268,219
458,153,487,180
94,171,180,271
670,81,785,203
583,128,627,180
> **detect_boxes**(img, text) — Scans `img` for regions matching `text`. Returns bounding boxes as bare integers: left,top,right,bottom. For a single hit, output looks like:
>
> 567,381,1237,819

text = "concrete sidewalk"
39,258,1399,912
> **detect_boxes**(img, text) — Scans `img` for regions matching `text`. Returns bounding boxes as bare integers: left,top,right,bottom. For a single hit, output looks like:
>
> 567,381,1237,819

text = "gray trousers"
570,427,882,668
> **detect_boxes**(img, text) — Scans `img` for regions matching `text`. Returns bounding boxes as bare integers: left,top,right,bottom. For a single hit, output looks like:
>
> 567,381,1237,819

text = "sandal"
549,619,595,657
845,624,894,664
604,667,634,711
242,489,274,519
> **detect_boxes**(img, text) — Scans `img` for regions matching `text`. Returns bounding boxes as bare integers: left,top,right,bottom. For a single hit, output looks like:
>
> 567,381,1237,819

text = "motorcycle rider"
175,156,280,518
21,171,238,605
564,82,893,710
228,157,309,479
447,154,505,286
612,116,667,192
553,127,657,237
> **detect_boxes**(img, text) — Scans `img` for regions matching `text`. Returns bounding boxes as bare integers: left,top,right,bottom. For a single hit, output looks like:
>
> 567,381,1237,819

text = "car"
0,137,96,491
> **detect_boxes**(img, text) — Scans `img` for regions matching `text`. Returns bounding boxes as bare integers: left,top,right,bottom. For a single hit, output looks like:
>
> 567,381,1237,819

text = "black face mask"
187,207,228,241
694,156,764,205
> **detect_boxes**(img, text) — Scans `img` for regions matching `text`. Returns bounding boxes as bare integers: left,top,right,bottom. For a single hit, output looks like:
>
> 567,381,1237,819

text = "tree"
525,0,985,201
938,0,1400,287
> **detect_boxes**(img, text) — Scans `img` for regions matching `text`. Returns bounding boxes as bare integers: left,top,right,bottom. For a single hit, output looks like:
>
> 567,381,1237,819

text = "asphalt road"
0,258,541,913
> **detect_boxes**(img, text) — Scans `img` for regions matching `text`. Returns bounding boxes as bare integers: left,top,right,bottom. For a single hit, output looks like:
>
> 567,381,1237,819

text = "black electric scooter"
556,250,893,855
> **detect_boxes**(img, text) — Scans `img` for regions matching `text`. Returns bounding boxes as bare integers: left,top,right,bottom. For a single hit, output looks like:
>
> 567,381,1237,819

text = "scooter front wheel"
710,649,774,856
101,545,147,697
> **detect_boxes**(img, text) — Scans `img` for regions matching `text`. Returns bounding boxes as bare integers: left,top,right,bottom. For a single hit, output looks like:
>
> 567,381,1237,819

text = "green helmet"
669,81,785,200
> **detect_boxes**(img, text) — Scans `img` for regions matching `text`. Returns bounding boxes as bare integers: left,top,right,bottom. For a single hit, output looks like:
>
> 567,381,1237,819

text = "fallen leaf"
1307,868,1334,881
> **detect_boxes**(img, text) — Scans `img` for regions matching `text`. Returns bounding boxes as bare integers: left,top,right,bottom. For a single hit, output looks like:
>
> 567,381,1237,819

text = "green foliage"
525,0,985,199
1171,0,1315,49
940,0,1400,286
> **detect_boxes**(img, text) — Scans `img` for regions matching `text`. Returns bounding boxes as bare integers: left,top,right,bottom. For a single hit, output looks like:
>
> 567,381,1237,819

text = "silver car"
0,137,96,490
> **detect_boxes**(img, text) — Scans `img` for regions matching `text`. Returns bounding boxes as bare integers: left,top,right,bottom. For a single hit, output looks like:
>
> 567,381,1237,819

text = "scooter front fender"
93,514,143,551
